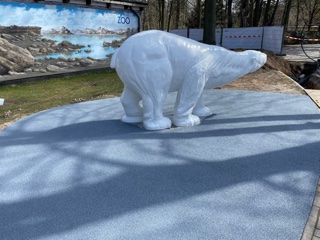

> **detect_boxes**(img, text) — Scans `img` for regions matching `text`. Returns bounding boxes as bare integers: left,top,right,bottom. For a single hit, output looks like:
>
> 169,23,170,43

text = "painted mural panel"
0,1,139,79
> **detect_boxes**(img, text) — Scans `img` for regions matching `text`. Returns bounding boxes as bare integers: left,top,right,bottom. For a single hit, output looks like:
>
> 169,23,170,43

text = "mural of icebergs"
0,1,138,33
0,1,138,60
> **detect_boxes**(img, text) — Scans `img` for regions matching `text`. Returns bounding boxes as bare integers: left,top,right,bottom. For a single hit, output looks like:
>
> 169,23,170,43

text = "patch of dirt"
0,122,13,131
219,51,306,95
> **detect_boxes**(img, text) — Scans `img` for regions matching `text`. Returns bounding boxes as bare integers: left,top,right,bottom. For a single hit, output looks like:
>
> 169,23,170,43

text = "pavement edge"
301,177,320,240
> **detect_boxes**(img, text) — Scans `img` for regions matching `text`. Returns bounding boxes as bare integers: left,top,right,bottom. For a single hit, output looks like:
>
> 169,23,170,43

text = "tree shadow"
0,112,320,239
1,113,320,146
1,88,320,239
1,140,319,240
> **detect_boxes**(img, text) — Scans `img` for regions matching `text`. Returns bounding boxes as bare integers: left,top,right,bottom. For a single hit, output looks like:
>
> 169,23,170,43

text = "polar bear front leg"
192,93,213,117
172,74,206,127
172,95,201,127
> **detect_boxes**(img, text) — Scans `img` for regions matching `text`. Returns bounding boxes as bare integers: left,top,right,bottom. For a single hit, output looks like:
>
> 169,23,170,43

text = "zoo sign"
118,15,130,24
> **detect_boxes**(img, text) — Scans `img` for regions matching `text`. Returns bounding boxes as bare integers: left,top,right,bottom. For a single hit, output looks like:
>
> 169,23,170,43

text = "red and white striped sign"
286,36,320,42
225,35,262,38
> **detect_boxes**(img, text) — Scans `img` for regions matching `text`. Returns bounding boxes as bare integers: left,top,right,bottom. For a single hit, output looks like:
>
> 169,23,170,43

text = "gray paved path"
283,44,320,62
1,90,320,240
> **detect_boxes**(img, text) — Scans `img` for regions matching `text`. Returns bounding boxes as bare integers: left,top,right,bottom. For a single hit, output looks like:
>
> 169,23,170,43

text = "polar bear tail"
110,49,119,68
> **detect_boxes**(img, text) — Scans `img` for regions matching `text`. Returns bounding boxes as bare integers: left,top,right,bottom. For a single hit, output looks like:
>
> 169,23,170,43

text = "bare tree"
143,0,159,29
174,0,182,29
295,0,300,30
142,0,308,31
166,0,174,31
299,0,320,31
196,0,202,27
186,0,203,28
282,0,293,27
268,0,280,26
239,0,249,27
263,0,271,26
252,0,263,26
158,0,165,30
216,0,226,26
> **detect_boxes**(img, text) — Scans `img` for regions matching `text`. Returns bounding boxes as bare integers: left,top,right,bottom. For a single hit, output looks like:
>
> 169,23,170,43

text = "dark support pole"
203,0,216,44
219,27,223,46
277,26,287,56
260,27,264,51
130,7,141,32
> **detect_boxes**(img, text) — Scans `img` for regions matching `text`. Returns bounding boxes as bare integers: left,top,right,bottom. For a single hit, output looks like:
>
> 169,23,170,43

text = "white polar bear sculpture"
111,30,267,130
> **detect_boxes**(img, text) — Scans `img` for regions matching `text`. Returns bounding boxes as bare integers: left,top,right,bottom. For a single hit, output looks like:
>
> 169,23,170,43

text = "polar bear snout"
258,52,267,66
248,51,267,72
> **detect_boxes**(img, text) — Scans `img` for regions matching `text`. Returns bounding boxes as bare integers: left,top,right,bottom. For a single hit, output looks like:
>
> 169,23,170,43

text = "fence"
170,26,284,54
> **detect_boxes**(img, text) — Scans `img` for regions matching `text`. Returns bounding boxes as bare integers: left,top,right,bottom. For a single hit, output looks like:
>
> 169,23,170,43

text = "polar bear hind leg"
117,41,173,130
140,61,173,130
141,94,172,130
120,86,144,123
125,58,172,130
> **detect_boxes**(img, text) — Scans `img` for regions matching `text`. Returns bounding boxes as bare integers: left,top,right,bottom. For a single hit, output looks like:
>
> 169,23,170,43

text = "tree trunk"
196,0,202,28
227,0,233,27
252,0,261,26
240,0,248,27
203,0,216,44
269,0,279,26
174,0,180,29
158,0,165,30
282,0,293,27
167,0,174,31
299,0,320,31
263,0,271,26
307,0,319,31
248,0,254,26
295,0,300,30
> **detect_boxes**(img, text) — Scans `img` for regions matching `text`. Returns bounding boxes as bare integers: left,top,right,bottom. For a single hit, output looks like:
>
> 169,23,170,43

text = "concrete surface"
283,44,320,62
1,90,320,240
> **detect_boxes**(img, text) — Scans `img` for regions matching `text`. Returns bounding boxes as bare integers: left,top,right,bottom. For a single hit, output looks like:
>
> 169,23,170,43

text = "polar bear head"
245,50,267,73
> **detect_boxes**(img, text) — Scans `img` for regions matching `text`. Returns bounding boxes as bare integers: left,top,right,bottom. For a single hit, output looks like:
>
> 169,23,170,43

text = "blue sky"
0,1,138,32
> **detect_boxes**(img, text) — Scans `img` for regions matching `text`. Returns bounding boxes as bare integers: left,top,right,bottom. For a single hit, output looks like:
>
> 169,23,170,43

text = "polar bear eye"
251,57,258,65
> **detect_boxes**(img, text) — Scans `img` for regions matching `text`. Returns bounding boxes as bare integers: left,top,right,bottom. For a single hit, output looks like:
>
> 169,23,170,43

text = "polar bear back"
112,30,267,91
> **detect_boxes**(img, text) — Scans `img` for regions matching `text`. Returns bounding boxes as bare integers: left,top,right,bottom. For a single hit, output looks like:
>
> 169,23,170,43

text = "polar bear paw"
143,117,172,130
172,114,201,127
122,115,144,123
192,107,212,117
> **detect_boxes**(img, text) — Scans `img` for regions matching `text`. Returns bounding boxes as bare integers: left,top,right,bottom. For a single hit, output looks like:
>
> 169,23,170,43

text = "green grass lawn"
0,70,123,127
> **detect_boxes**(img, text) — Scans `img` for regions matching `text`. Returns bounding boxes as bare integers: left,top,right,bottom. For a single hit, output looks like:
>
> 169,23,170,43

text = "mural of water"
0,1,140,77
37,34,123,59
0,1,137,60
